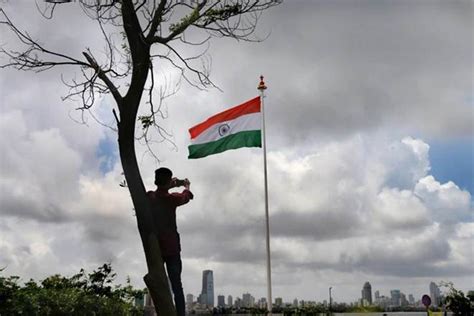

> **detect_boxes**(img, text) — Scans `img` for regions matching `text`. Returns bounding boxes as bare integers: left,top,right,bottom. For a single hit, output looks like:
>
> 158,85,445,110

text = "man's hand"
170,177,190,189
183,178,191,190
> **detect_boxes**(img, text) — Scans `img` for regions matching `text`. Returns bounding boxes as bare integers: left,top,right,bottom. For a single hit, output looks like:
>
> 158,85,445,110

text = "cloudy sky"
0,0,473,305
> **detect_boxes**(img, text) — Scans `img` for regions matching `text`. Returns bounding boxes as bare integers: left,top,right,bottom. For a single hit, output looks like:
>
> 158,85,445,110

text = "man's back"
147,188,193,257
150,167,192,316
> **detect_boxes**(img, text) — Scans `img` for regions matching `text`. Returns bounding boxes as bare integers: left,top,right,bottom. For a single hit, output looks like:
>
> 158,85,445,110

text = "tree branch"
149,0,208,44
0,9,89,71
82,51,123,106
145,0,167,42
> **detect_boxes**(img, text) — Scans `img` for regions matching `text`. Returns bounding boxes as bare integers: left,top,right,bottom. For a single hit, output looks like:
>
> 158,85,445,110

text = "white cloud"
415,176,471,223
0,111,82,222
374,188,429,229
172,134,473,298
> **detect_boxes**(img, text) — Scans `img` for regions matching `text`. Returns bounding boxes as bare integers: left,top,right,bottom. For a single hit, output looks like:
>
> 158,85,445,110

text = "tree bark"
118,106,176,315
117,2,177,314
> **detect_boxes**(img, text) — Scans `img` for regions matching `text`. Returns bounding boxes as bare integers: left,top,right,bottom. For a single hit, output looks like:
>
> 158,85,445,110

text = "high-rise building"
200,270,214,307
408,294,415,305
401,293,408,306
430,282,442,307
227,295,233,307
374,290,380,301
242,293,255,307
361,282,372,305
217,295,225,307
235,297,242,308
391,289,401,307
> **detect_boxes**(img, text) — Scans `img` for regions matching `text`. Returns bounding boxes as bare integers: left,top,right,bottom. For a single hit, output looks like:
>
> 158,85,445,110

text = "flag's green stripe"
188,130,261,159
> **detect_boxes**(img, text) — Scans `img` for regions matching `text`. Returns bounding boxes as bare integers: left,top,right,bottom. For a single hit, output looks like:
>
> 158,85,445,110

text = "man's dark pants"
164,255,185,316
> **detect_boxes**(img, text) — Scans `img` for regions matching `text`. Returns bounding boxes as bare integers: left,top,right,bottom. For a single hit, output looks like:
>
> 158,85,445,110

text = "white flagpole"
258,75,272,315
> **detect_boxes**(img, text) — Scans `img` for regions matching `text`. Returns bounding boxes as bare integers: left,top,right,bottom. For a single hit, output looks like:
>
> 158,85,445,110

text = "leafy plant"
0,263,145,315
440,281,474,316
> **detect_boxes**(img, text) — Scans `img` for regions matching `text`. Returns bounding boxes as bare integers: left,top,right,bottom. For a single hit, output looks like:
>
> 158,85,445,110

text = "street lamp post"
329,287,332,316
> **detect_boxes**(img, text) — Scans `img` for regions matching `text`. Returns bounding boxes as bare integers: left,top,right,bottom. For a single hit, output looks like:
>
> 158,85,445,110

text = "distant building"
144,293,157,316
235,297,242,308
242,293,255,307
275,297,283,307
293,298,298,307
401,293,408,306
198,293,205,305
200,270,214,307
375,294,391,309
430,282,442,307
374,290,380,301
361,282,372,305
227,295,233,307
258,297,267,309
408,294,415,305
391,289,401,307
305,300,316,307
217,295,225,307
186,294,194,311
134,293,145,308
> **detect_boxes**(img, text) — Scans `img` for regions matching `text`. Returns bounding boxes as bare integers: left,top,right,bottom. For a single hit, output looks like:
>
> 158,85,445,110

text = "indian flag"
188,96,262,159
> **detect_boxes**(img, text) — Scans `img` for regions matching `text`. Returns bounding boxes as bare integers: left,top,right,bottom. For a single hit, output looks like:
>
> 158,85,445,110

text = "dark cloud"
205,0,472,147
270,210,362,241
0,196,69,223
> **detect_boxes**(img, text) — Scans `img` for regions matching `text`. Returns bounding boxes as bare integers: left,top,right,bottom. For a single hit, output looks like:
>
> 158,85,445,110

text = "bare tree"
0,1,280,314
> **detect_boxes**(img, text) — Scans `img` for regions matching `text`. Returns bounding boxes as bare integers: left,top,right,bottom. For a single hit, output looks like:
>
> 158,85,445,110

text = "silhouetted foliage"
440,281,474,316
0,263,144,316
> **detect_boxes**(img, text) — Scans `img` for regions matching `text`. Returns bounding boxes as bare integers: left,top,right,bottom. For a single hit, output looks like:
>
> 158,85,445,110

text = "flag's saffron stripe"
189,96,260,139
191,112,261,145
188,130,261,159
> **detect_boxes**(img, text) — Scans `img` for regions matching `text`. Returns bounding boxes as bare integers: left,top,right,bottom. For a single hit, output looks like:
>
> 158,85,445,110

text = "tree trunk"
118,103,176,315
117,2,177,313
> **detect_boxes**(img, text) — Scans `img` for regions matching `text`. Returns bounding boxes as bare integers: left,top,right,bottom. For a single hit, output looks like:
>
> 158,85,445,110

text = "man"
147,167,193,316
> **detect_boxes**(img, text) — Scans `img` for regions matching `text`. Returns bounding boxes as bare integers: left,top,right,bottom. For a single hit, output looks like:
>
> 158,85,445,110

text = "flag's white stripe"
191,112,261,145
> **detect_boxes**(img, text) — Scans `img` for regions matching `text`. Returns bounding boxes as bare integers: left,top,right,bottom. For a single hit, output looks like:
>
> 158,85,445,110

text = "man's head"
155,167,173,187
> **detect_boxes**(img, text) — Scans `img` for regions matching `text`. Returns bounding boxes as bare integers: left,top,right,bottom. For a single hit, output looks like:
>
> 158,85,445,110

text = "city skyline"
181,264,470,304
143,275,465,314
186,270,460,308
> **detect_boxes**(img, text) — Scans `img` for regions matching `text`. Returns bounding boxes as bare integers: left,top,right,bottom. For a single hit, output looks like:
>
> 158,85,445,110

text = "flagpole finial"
258,75,267,90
